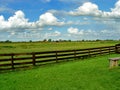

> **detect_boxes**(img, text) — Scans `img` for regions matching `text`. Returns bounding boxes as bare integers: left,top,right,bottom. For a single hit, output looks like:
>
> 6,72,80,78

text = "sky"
0,0,120,41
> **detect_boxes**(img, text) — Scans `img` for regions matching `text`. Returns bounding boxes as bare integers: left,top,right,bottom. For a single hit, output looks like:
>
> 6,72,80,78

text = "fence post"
88,49,91,57
32,53,36,66
11,54,14,69
100,48,102,55
56,51,58,63
109,47,111,54
74,50,76,60
115,44,119,53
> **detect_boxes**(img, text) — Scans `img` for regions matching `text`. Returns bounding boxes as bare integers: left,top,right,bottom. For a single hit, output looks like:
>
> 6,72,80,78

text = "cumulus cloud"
8,10,30,29
37,12,64,26
0,10,65,31
69,2,101,16
68,27,92,35
67,27,79,34
69,0,120,18
0,10,31,30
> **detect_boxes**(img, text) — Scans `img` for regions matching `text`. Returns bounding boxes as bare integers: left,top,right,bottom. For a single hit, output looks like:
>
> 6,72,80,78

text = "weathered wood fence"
0,46,117,70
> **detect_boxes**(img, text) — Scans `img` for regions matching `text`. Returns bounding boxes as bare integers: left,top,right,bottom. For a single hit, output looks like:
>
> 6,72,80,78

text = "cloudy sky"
0,0,120,41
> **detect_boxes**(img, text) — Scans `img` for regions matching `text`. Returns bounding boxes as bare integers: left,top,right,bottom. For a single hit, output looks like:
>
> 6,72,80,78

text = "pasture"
0,40,119,53
0,54,120,90
0,41,120,90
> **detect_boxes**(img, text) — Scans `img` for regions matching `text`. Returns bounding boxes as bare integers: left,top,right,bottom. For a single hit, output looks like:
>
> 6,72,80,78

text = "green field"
0,54,120,90
0,41,119,54
0,41,120,90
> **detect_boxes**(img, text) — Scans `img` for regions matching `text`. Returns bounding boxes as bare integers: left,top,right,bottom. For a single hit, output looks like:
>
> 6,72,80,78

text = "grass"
0,41,119,54
0,54,120,90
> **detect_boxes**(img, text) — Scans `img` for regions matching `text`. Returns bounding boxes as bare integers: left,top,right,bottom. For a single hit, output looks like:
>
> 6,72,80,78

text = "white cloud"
0,15,10,29
107,0,120,18
69,2,101,16
69,0,120,18
0,10,32,30
0,15,5,21
0,10,65,31
8,10,30,29
48,28,53,30
67,27,120,40
68,27,93,35
37,12,65,26
67,27,79,34
39,12,58,25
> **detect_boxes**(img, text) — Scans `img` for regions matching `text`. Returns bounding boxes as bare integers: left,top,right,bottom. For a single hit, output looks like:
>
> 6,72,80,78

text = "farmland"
0,40,119,54
0,41,120,90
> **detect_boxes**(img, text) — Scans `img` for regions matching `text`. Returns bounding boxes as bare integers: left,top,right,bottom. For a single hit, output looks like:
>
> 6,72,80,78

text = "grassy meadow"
0,54,120,90
0,40,119,54
0,41,120,90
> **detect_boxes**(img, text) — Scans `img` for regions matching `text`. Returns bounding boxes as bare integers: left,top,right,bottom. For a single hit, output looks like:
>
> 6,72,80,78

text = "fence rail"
0,46,117,70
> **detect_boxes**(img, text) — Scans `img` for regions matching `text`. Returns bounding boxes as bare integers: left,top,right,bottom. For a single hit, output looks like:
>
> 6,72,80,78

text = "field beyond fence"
0,45,117,71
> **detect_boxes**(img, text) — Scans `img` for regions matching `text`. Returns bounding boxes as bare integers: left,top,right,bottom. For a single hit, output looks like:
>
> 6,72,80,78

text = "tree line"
0,39,119,43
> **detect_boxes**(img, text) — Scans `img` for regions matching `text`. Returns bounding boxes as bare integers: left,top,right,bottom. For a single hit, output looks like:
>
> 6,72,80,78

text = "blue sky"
0,0,120,41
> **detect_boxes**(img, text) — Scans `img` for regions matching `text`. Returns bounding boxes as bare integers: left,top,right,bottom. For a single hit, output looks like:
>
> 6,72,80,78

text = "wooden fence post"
74,50,76,60
109,47,111,54
88,49,91,57
11,54,14,69
100,48,102,55
32,53,36,66
115,45,118,53
56,51,58,63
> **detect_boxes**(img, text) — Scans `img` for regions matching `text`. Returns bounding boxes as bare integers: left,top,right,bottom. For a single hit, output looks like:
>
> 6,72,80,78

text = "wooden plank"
0,58,11,62
14,62,33,65
0,54,13,56
34,51,56,54
0,63,11,66
35,55,56,59
57,53,75,57
75,51,89,54
56,50,74,53
0,68,13,70
57,56,75,60
13,57,32,61
36,59,56,63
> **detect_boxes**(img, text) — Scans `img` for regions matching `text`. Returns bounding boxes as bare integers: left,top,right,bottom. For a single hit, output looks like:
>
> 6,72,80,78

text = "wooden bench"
109,57,120,68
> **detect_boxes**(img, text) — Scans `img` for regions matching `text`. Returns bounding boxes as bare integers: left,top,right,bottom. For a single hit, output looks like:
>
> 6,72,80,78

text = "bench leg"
114,60,118,67
109,60,118,68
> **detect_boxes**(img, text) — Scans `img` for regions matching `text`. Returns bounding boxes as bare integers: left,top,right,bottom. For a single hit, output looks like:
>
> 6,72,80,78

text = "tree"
43,39,47,42
48,39,52,42
5,40,12,43
29,40,32,42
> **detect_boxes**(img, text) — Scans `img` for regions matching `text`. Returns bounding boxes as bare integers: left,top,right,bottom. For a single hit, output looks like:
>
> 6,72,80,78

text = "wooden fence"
0,46,116,70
